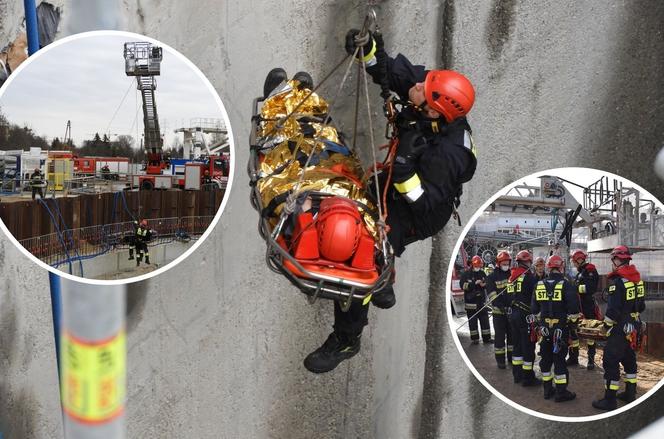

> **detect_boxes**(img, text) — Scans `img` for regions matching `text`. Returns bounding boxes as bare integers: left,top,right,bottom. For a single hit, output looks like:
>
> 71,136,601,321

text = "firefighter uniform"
128,220,139,260
486,268,513,368
531,272,579,401
593,265,645,410
508,268,539,385
135,225,152,266
569,262,601,368
460,269,492,343
30,170,45,199
329,53,477,342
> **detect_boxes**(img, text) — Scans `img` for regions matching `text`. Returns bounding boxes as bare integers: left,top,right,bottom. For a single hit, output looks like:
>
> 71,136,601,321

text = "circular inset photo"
447,168,664,421
0,31,233,282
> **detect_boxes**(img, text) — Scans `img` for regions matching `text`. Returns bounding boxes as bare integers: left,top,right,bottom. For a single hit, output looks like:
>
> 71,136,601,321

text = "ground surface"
454,311,664,417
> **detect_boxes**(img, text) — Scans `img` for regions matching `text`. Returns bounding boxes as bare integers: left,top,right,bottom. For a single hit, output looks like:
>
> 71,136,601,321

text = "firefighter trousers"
333,299,369,338
603,330,637,389
493,312,512,365
467,306,491,342
539,326,569,387
510,309,536,372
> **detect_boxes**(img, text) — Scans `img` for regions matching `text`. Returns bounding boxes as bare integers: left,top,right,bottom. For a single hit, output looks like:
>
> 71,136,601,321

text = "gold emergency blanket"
256,81,377,236
576,319,608,340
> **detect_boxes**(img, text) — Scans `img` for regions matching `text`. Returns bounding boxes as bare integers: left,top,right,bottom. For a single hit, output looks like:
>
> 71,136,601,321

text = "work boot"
263,67,288,98
566,348,579,366
592,389,618,411
128,249,134,260
303,332,361,374
543,380,555,400
554,385,577,403
512,364,522,383
293,71,314,90
497,362,506,370
483,337,494,344
587,344,596,371
617,382,637,403
371,285,396,309
145,255,150,265
521,370,541,387
471,339,479,345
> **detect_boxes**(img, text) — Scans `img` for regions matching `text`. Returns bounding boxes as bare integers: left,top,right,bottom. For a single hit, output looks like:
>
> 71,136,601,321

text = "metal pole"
60,280,126,439
23,0,40,55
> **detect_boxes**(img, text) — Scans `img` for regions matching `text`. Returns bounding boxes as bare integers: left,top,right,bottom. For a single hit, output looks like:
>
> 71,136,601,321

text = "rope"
104,78,135,137
38,199,73,274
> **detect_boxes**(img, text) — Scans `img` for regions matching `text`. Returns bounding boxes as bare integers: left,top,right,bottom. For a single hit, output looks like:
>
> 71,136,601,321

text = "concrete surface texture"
1,0,664,438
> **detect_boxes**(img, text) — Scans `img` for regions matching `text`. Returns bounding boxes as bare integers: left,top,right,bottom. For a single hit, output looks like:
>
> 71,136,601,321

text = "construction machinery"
123,41,165,189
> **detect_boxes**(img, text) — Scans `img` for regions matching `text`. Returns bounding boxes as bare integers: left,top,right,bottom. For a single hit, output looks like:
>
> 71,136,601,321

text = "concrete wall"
1,0,664,438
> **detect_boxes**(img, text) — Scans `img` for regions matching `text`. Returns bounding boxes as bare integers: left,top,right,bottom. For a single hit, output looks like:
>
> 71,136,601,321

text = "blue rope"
38,199,72,274
49,198,84,276
120,190,136,221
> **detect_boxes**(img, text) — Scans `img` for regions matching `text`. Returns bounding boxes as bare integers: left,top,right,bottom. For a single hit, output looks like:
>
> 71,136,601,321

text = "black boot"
617,382,637,403
543,380,555,400
293,71,314,91
128,248,134,260
554,384,577,402
263,67,288,98
136,255,141,267
371,284,396,309
566,347,579,366
145,255,150,265
587,344,596,371
303,332,361,373
512,364,522,383
593,388,618,411
496,354,506,369
521,370,541,387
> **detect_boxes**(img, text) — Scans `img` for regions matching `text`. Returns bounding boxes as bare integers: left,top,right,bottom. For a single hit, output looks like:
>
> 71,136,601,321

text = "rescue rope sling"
248,10,398,310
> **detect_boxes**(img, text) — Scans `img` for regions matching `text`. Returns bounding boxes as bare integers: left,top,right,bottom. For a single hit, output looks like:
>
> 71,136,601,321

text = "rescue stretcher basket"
248,96,394,310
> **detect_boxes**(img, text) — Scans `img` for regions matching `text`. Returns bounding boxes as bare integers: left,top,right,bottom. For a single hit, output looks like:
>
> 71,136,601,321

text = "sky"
0,34,226,149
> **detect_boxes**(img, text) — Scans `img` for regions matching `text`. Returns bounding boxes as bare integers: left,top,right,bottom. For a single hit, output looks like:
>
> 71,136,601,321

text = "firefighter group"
460,245,646,410
128,219,153,266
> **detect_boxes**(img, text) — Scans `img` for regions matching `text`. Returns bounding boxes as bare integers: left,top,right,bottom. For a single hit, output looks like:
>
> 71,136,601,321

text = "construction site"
2,1,664,439
450,171,664,417
0,34,231,279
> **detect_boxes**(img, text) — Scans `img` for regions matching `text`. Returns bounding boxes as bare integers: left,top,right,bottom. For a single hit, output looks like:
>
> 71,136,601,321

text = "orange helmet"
534,256,545,267
516,250,532,264
610,245,632,261
495,251,512,264
547,255,564,271
471,255,484,268
316,197,361,262
571,249,587,264
424,70,475,123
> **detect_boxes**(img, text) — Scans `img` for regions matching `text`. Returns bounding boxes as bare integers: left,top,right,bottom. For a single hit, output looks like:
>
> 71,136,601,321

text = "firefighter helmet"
515,250,532,264
424,70,475,123
546,255,564,271
534,256,545,267
571,249,587,264
495,251,512,264
610,245,632,261
471,255,484,268
316,197,361,262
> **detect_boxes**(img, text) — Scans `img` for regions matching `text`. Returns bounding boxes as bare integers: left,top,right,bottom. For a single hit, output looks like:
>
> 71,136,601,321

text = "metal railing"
19,215,215,267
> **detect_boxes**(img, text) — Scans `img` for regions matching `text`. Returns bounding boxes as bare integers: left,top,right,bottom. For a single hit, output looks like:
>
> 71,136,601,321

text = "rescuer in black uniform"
128,219,139,260
533,256,546,281
461,256,492,344
508,250,540,386
531,255,579,402
569,249,601,370
487,251,513,369
261,29,478,373
30,168,45,199
592,246,646,411
135,219,152,266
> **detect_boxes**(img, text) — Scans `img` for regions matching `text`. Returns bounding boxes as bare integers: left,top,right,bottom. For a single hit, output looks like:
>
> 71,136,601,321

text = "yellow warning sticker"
61,330,126,424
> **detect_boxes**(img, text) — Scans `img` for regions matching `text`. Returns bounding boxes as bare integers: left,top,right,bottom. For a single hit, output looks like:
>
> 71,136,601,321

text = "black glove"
396,130,429,163
345,29,374,58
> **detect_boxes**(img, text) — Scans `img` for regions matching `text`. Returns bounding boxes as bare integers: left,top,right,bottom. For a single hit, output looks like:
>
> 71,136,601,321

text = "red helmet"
546,255,564,271
534,256,545,267
495,251,512,264
424,70,475,123
140,219,148,227
471,255,484,268
316,197,361,262
516,250,532,264
610,245,632,261
571,249,587,264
